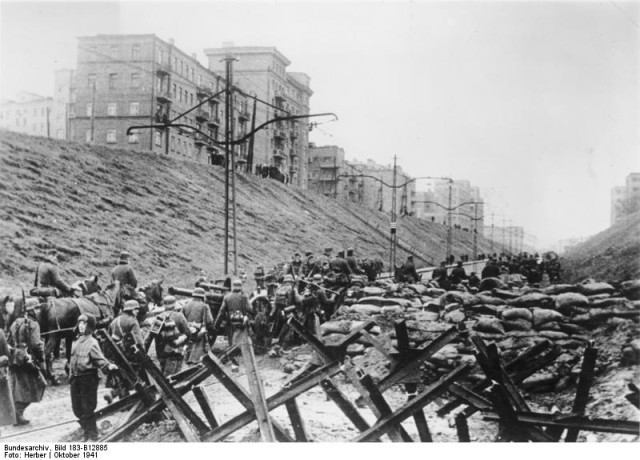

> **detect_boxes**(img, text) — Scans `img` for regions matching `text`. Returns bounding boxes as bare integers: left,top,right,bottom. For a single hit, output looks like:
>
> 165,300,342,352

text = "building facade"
413,179,484,231
611,173,640,224
204,45,312,187
0,91,67,140
69,34,254,165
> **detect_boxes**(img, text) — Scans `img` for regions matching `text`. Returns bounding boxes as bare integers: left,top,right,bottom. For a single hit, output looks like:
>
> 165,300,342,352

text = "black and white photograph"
0,0,639,447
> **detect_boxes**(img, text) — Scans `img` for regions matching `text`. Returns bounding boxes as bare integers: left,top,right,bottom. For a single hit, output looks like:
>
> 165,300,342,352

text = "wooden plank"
202,351,294,442
448,383,492,412
406,387,432,442
360,374,412,442
565,346,598,442
238,330,276,442
377,326,459,392
360,330,392,360
193,385,219,430
352,363,470,442
148,372,200,442
287,317,333,363
394,320,411,354
284,399,309,442
204,360,341,442
331,319,376,350
320,379,371,433
455,413,470,442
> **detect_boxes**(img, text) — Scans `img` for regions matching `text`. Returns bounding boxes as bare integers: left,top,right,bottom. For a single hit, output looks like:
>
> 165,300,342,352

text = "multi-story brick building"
70,34,251,165
611,173,640,224
413,179,484,231
204,45,312,187
307,144,366,202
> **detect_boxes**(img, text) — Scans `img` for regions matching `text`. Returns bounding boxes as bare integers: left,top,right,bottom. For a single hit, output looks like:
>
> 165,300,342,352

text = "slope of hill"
0,130,494,290
561,211,640,283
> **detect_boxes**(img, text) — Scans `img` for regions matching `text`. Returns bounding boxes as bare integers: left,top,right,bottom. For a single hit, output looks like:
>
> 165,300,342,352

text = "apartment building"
0,89,68,140
204,45,312,187
611,173,640,224
413,179,484,231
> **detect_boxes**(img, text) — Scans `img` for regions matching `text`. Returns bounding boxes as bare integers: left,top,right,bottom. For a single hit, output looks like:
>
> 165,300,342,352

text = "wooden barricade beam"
320,379,372,433
360,374,412,442
201,352,295,442
564,346,598,442
193,385,219,430
203,359,341,442
284,399,309,442
455,412,470,442
351,363,471,442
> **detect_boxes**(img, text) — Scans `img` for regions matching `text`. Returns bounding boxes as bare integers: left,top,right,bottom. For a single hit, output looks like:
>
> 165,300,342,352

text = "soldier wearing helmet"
7,298,46,426
34,253,74,297
345,247,364,276
153,296,191,376
214,279,253,347
182,288,214,364
111,251,138,291
69,314,117,441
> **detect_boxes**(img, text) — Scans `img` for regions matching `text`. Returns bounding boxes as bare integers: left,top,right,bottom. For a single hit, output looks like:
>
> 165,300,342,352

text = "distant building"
0,89,68,140
413,179,484,231
204,44,312,187
610,173,640,224
481,224,525,255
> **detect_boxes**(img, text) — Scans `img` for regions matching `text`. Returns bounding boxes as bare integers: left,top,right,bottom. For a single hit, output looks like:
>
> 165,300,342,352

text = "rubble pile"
319,277,640,392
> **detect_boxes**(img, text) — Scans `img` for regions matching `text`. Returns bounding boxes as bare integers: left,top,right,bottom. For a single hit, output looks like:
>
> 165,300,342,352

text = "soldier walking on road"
7,298,46,426
153,296,190,376
182,288,214,365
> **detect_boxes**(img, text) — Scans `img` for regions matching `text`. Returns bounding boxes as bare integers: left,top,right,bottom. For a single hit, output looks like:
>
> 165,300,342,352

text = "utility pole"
446,179,453,263
509,221,513,255
333,154,338,199
223,55,238,276
46,106,51,138
90,82,96,143
473,203,478,260
390,155,398,272
490,213,495,255
502,218,506,255
246,95,257,173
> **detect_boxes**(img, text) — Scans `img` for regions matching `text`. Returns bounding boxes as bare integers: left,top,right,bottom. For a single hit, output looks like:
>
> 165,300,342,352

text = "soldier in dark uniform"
182,288,214,364
111,251,138,291
306,274,334,322
287,253,304,279
34,254,74,297
254,265,266,290
153,296,190,376
214,279,253,349
7,298,46,426
398,256,420,283
468,272,481,289
104,300,143,403
0,328,16,434
481,258,501,279
69,314,117,441
317,247,333,275
302,252,314,277
329,250,352,286
450,261,467,285
345,248,364,276
431,261,448,281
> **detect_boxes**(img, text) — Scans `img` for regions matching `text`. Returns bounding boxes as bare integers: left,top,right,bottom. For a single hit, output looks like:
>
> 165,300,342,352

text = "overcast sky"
1,0,638,248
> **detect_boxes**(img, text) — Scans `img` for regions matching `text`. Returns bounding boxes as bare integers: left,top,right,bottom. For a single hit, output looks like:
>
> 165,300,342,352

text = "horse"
137,279,163,321
39,281,123,384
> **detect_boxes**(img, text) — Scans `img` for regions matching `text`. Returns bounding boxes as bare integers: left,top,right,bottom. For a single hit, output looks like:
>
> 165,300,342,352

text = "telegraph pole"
490,212,495,255
390,155,398,272
473,203,478,260
223,55,238,276
446,179,453,263
90,82,96,143
502,218,506,255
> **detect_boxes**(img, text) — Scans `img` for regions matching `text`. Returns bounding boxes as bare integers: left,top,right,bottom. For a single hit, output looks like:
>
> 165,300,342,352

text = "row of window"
86,129,138,144
0,107,49,118
87,72,141,90
85,102,140,117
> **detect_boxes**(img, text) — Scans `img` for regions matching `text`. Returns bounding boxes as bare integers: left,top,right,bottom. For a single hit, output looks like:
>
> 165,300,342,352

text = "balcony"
238,110,250,122
290,130,299,140
273,149,285,161
156,90,173,104
289,149,298,157
196,86,212,98
207,117,221,128
194,134,207,147
155,63,171,76
195,110,210,122
274,129,287,140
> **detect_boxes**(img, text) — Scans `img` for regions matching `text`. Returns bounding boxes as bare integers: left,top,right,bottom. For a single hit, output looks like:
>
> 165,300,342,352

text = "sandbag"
590,297,631,309
478,277,506,292
470,304,505,317
407,284,428,295
508,292,554,309
491,288,520,300
538,321,562,331
501,308,533,322
555,292,590,312
587,293,611,301
347,304,382,316
476,294,506,306
501,318,533,332
538,330,569,340
531,308,565,327
425,288,446,297
541,284,577,295
475,317,505,335
444,310,466,323
346,344,366,356
578,282,615,296
320,321,352,335
381,305,404,315
362,286,386,297
439,291,478,307
621,279,640,301
357,296,404,308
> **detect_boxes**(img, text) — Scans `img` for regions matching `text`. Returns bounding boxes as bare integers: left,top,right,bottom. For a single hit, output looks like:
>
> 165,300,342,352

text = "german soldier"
329,250,352,287
182,288,214,364
34,254,74,297
111,251,138,293
0,328,16,434
345,247,364,276
69,314,117,441
7,298,47,426
153,296,190,376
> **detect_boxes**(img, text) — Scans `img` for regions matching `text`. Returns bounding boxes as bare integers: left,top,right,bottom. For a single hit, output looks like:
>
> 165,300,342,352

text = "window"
190,93,193,106
178,87,182,102
154,131,162,146
107,103,117,116
110,45,118,57
106,129,117,143
56,129,64,139
157,49,163,64
130,73,140,88
108,73,118,90
86,103,93,117
173,83,177,97
85,130,92,142
128,132,139,144
129,102,139,116
132,44,140,60
198,75,202,86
